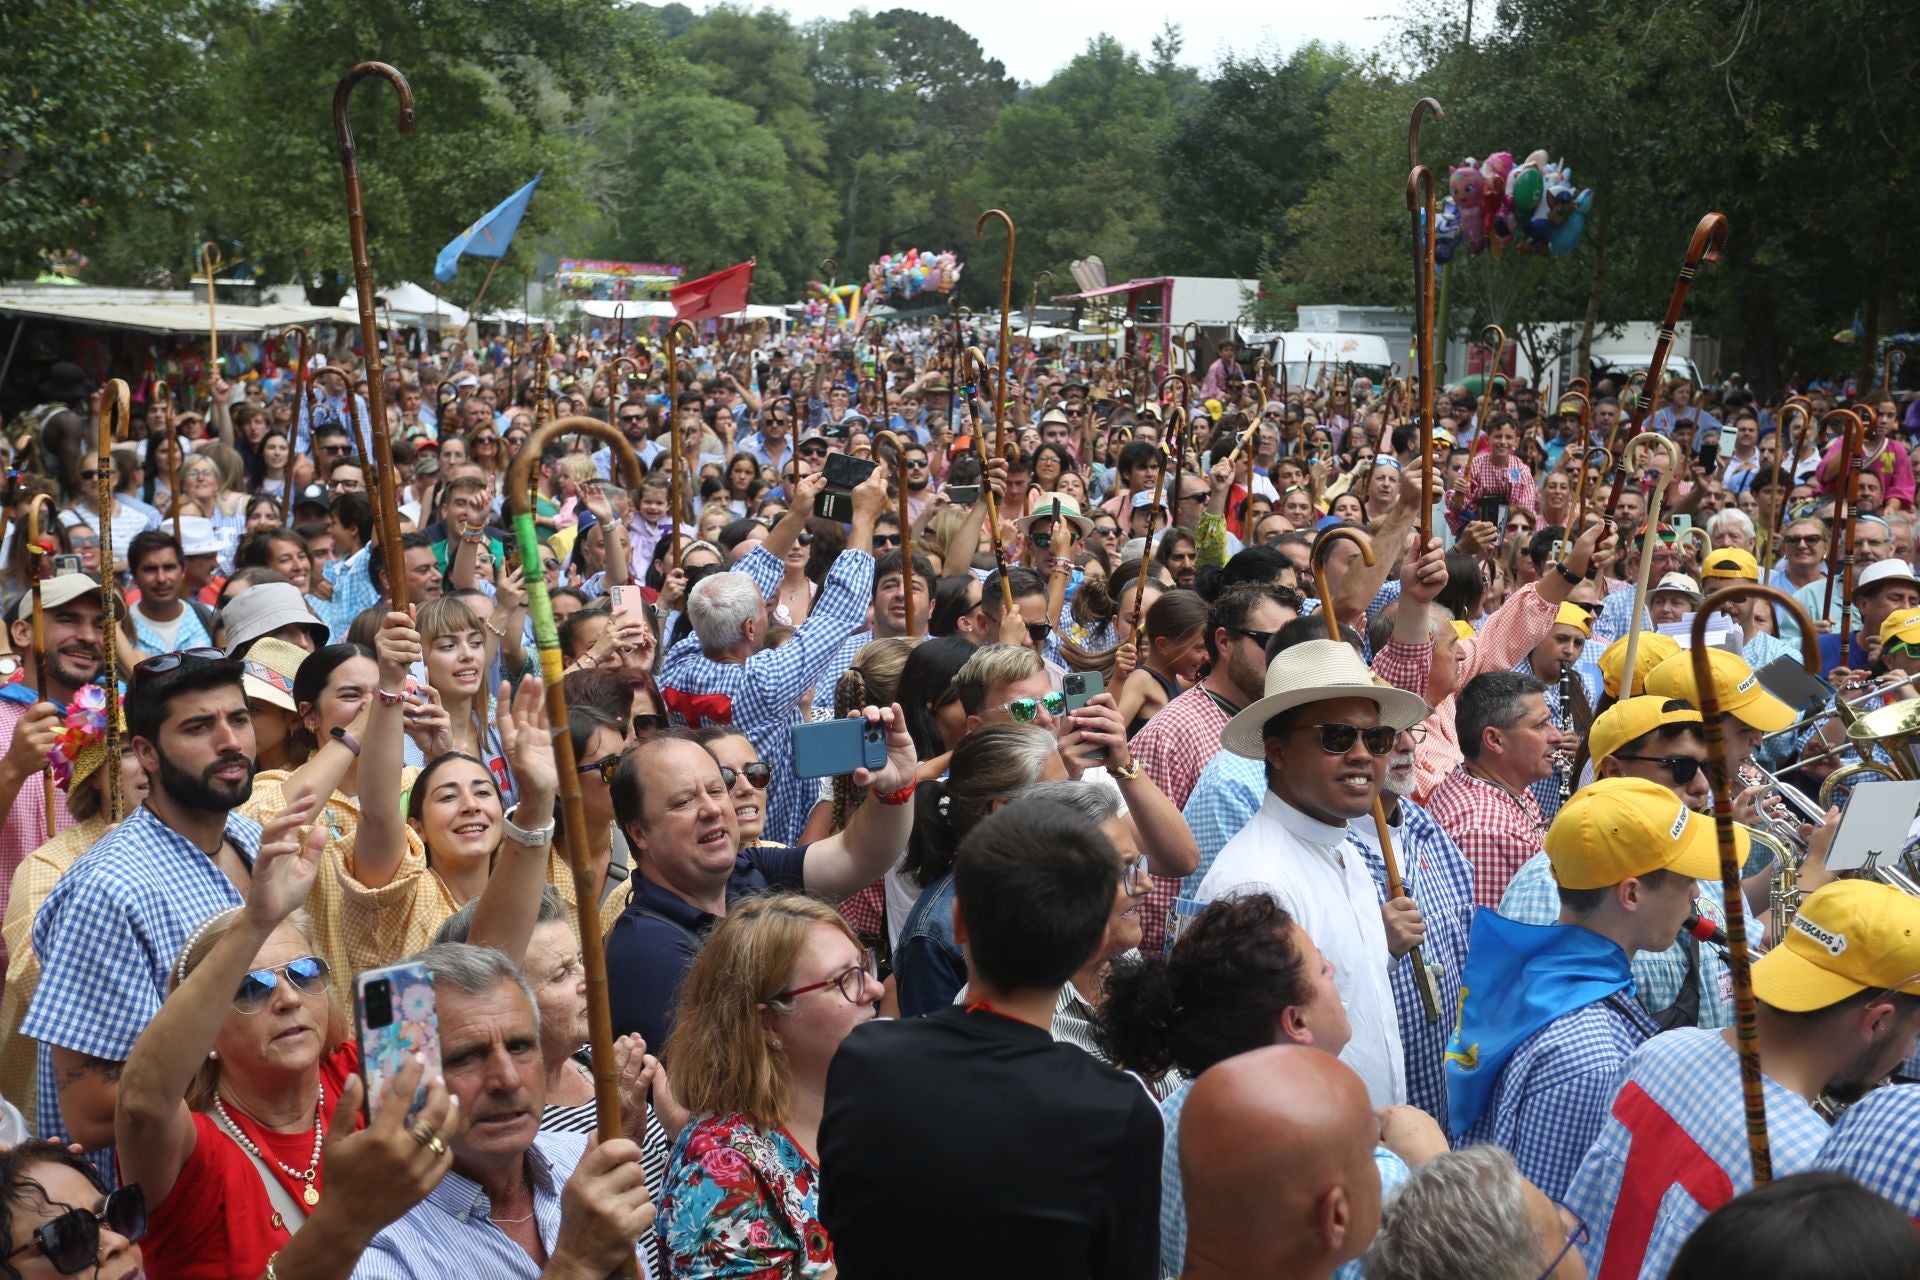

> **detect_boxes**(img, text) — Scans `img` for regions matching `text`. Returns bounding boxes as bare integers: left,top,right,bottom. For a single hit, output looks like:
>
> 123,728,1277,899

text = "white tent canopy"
570,300,787,324
336,281,469,329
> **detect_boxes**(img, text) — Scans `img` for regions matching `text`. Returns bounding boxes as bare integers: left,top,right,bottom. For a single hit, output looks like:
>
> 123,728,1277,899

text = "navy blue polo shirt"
604,843,810,1049
1816,631,1870,681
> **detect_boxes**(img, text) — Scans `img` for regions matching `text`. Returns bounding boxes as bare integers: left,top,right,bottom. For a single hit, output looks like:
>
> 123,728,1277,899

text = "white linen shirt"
1195,789,1408,1107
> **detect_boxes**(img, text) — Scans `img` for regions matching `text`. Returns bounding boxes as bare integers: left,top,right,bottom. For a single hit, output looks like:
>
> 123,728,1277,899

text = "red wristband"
876,779,917,806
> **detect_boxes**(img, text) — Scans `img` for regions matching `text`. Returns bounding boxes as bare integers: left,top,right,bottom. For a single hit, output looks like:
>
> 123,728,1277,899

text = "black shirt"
603,843,809,1049
819,1006,1163,1279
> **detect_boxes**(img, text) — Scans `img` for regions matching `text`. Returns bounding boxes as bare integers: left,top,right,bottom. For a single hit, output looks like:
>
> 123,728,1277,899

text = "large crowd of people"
0,325,1915,1279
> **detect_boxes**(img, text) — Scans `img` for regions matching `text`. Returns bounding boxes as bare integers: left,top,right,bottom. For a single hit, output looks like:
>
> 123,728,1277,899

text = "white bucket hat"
1220,638,1431,759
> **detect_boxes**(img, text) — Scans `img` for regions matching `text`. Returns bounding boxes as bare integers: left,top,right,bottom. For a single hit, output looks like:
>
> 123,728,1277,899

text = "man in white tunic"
1196,638,1431,1107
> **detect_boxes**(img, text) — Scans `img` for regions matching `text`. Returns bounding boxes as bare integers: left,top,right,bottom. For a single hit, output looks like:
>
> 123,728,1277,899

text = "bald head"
1179,1045,1380,1279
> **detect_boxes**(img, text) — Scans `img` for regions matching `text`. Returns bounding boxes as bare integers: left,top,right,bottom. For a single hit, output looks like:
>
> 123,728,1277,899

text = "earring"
769,1038,783,1050
208,1050,219,1060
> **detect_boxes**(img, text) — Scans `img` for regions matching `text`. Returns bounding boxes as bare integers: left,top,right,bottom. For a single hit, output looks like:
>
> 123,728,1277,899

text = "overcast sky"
688,0,1410,84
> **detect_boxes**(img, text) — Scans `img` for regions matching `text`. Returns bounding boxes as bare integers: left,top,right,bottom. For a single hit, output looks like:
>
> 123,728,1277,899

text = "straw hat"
1015,493,1094,537
1220,639,1430,759
239,637,307,713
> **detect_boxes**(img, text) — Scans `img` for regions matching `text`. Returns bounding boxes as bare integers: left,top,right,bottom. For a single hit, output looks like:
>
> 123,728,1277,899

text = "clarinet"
1556,659,1575,802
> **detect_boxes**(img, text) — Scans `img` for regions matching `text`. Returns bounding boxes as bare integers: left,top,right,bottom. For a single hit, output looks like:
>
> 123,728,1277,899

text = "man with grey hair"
658,457,889,845
1704,506,1755,553
1366,1145,1587,1280
352,943,657,1279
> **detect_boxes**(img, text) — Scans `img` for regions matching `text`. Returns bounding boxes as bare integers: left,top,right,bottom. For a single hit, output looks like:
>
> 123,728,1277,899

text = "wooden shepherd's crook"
664,320,698,570
975,209,1016,457
25,493,55,832
98,381,130,822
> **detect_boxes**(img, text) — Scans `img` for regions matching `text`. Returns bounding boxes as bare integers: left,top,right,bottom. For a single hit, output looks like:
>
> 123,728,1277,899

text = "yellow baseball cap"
1702,547,1759,583
1598,632,1680,699
1751,881,1920,1012
1881,606,1920,649
1588,696,1702,765
1555,601,1595,637
1545,776,1722,890
1645,647,1794,733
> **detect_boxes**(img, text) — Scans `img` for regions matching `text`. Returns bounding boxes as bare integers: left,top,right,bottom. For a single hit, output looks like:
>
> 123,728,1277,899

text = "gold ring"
408,1120,439,1149
426,1135,447,1157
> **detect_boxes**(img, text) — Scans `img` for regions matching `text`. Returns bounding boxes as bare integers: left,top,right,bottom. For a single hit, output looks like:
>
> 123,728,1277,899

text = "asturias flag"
434,174,542,284
671,258,755,322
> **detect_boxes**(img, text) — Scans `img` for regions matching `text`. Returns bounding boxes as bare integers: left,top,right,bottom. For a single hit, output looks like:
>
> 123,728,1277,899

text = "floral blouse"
660,1112,833,1279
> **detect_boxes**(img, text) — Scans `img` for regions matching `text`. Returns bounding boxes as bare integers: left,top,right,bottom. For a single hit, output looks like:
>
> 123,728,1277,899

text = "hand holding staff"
97,380,130,822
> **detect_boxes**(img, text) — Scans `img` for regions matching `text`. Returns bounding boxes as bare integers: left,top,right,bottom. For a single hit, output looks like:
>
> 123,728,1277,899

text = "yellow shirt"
241,770,578,980
0,817,112,1127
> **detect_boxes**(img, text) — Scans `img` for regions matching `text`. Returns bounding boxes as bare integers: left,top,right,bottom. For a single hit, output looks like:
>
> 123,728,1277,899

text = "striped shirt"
540,1060,671,1280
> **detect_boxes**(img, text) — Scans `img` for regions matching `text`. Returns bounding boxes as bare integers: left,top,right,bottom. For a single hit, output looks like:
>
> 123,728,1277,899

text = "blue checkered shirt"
1564,1026,1829,1279
322,542,380,641
1814,1083,1920,1217
1456,991,1658,1200
1592,585,1648,646
1180,751,1265,899
20,804,260,1181
1346,800,1476,1128
1498,852,1740,1030
351,1129,652,1278
1159,1077,1408,1280
659,549,874,846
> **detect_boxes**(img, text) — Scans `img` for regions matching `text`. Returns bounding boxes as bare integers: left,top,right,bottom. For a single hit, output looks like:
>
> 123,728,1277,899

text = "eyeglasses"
618,414,645,425
759,944,885,1008
233,955,333,1014
1119,854,1147,897
1534,1204,1590,1280
872,532,901,549
1613,753,1704,786
997,691,1065,722
632,713,668,737
134,646,226,678
1290,723,1398,756
1228,626,1278,650
578,754,622,784
719,762,772,790
6,1184,147,1275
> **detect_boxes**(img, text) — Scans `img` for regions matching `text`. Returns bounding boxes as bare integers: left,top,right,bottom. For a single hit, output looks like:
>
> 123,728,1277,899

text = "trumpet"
1759,670,1920,743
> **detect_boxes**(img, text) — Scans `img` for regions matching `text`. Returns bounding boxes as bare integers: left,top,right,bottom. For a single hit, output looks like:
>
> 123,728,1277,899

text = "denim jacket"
893,871,967,1017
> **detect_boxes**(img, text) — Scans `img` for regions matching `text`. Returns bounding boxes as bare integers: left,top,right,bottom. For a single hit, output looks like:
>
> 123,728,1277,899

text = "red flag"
671,258,756,321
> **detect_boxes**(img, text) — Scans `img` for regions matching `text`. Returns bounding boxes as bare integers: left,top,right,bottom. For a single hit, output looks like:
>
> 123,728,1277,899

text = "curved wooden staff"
1405,164,1440,547
1884,346,1907,392
151,378,182,543
531,331,554,429
333,61,415,612
1618,432,1684,686
1242,384,1268,528
279,328,312,525
1694,585,1819,1187
507,416,645,1238
664,319,697,570
98,380,130,822
975,209,1017,456
1312,524,1440,1022
961,347,1014,614
25,493,55,831
1476,324,1508,433
1821,407,1862,627
604,354,641,436
1024,270,1054,350
1160,373,1192,483
1762,396,1815,564
200,242,223,415
874,430,916,634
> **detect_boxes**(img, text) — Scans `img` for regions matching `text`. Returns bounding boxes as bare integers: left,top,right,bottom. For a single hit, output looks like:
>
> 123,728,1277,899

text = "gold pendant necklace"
213,1081,325,1208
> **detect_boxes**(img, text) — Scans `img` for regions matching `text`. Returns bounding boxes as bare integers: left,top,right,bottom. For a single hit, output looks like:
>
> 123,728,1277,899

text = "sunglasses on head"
998,691,1065,722
233,955,332,1014
1289,722,1398,756
720,762,772,789
134,647,226,679
7,1184,146,1275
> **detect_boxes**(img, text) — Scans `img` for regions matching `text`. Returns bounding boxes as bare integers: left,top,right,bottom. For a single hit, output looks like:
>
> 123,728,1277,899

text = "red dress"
137,1042,362,1280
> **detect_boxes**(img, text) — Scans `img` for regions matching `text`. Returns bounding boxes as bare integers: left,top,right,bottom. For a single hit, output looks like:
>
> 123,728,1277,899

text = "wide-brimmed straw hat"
1220,638,1430,759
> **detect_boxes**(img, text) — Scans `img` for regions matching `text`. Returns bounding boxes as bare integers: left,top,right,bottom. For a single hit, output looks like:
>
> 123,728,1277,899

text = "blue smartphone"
790,717,889,780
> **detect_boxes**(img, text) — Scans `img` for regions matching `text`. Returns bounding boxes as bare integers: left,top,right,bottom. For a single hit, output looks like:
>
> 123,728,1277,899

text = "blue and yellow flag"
434,174,541,284
1444,909,1634,1139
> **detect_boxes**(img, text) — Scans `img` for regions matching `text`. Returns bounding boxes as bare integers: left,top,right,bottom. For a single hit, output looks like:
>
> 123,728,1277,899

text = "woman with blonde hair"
659,893,880,1279
404,594,514,807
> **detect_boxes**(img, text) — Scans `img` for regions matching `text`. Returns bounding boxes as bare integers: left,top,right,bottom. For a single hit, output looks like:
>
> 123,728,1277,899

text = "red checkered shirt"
1426,768,1545,907
1467,450,1540,518
1414,583,1555,804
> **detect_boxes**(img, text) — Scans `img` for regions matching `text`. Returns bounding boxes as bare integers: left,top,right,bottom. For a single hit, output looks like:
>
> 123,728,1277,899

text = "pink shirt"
0,698,75,987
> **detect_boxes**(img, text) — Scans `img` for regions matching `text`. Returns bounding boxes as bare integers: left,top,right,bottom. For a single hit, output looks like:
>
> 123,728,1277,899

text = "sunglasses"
1290,722,1398,756
719,762,772,790
998,691,1065,722
233,955,332,1014
78,470,101,482
796,531,814,546
800,445,829,458
6,1185,146,1275
872,533,902,549
1229,626,1279,650
134,646,226,678
1614,753,1704,786
319,443,352,456
578,754,622,784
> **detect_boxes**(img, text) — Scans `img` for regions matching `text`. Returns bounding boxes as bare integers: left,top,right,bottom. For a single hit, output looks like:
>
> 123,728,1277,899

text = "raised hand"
498,677,557,810
852,703,918,796
245,787,327,928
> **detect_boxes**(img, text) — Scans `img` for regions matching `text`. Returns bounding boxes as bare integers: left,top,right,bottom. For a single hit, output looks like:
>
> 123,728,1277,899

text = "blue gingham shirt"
1499,852,1740,1030
1456,991,1658,1200
1592,585,1648,646
1564,1026,1829,1279
659,548,874,846
1346,800,1477,1128
20,804,260,1177
322,542,380,641
1815,1083,1920,1216
351,1129,652,1278
1180,751,1265,899
1159,1077,1407,1280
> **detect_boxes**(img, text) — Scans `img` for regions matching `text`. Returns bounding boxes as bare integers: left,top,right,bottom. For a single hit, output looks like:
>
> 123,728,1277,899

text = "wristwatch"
328,726,361,757
503,813,555,848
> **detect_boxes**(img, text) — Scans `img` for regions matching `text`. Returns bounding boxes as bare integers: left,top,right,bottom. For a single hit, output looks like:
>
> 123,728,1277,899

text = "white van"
1253,331,1395,388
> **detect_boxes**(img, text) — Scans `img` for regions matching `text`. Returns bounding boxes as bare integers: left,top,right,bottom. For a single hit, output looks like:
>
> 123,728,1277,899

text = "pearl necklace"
213,1081,325,1207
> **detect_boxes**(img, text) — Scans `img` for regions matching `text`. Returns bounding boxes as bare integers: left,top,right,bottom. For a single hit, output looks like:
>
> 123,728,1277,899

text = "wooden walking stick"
25,493,55,832
1312,524,1440,1021
1024,270,1054,350
1694,586,1820,1186
1825,407,1868,653
333,61,415,611
664,319,697,570
876,431,916,634
507,416,646,1250
962,347,1015,615
151,378,182,543
279,328,313,524
975,209,1017,456
200,242,223,415
1476,324,1508,434
1618,433,1684,686
1405,157,1441,548
98,380,130,822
